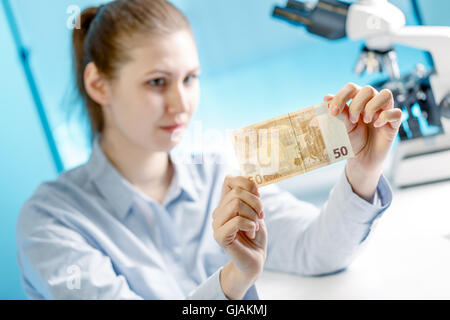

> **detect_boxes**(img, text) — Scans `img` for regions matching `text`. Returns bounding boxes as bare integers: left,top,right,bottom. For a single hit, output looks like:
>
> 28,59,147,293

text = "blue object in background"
0,4,56,299
2,0,64,173
1,0,449,299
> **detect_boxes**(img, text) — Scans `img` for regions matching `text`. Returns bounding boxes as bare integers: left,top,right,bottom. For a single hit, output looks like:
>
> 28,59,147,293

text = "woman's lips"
160,123,186,133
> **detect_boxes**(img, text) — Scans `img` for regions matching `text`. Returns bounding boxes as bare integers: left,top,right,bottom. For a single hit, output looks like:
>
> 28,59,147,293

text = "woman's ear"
84,62,109,106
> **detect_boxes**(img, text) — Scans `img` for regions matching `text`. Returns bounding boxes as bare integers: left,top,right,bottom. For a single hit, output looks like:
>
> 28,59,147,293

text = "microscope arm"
386,26,450,105
273,0,450,105
344,0,450,104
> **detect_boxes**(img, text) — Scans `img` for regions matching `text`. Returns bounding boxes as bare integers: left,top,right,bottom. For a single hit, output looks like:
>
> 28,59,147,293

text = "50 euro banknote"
230,102,354,187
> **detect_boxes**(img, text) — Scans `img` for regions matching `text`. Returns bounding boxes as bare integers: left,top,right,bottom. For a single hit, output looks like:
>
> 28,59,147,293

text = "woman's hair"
72,0,191,136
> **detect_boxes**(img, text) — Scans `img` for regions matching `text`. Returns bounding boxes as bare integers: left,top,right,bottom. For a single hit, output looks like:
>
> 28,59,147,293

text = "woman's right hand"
212,175,267,299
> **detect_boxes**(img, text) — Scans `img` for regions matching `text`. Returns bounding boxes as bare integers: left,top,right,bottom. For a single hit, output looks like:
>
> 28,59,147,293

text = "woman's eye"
184,74,198,84
148,78,166,87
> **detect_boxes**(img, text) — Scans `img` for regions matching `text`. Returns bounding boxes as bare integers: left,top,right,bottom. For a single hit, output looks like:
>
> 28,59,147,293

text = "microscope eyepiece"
272,0,350,40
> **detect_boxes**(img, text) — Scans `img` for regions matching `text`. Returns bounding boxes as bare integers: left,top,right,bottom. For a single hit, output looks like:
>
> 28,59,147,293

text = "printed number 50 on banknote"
230,102,354,187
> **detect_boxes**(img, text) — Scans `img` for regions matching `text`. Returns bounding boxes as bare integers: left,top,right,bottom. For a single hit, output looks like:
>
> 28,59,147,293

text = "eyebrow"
144,67,202,76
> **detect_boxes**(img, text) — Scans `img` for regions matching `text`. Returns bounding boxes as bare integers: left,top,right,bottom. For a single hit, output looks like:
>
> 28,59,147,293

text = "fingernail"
256,222,259,232
364,114,371,123
350,114,358,124
373,120,382,128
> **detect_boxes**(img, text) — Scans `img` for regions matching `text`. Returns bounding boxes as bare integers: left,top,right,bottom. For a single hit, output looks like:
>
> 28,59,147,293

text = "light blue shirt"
16,137,392,299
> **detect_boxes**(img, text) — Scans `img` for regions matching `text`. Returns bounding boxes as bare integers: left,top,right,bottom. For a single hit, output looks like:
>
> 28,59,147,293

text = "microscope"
272,0,450,188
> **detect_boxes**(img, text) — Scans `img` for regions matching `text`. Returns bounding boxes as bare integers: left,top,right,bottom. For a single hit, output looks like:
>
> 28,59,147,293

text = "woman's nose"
166,85,190,114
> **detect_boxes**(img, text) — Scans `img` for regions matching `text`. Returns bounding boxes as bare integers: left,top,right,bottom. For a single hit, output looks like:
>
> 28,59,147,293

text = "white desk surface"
256,179,450,299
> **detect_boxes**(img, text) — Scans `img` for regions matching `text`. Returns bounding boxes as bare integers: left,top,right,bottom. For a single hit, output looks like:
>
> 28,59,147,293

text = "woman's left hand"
325,83,402,202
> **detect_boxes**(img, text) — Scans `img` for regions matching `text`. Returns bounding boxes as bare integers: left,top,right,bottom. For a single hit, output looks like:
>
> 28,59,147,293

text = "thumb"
253,219,267,248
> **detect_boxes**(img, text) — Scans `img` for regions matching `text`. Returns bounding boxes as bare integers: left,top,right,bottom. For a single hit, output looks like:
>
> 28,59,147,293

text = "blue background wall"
1,0,448,299
0,5,57,299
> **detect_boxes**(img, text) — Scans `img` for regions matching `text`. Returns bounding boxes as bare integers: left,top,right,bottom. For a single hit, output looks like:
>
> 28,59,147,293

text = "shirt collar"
86,136,199,220
168,151,200,204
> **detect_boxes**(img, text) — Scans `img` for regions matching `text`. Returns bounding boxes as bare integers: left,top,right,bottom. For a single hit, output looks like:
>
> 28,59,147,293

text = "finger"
329,83,361,116
348,86,378,124
223,187,263,218
373,108,403,129
213,193,261,230
222,175,259,199
340,105,356,133
371,110,382,124
363,89,394,123
221,177,233,199
325,93,355,133
215,216,257,245
324,94,334,112
254,218,266,243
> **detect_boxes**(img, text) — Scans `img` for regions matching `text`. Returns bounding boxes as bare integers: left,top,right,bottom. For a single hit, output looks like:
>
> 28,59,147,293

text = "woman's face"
103,29,201,152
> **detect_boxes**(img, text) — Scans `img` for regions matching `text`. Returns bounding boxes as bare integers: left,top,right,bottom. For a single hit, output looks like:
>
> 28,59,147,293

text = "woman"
16,0,401,300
